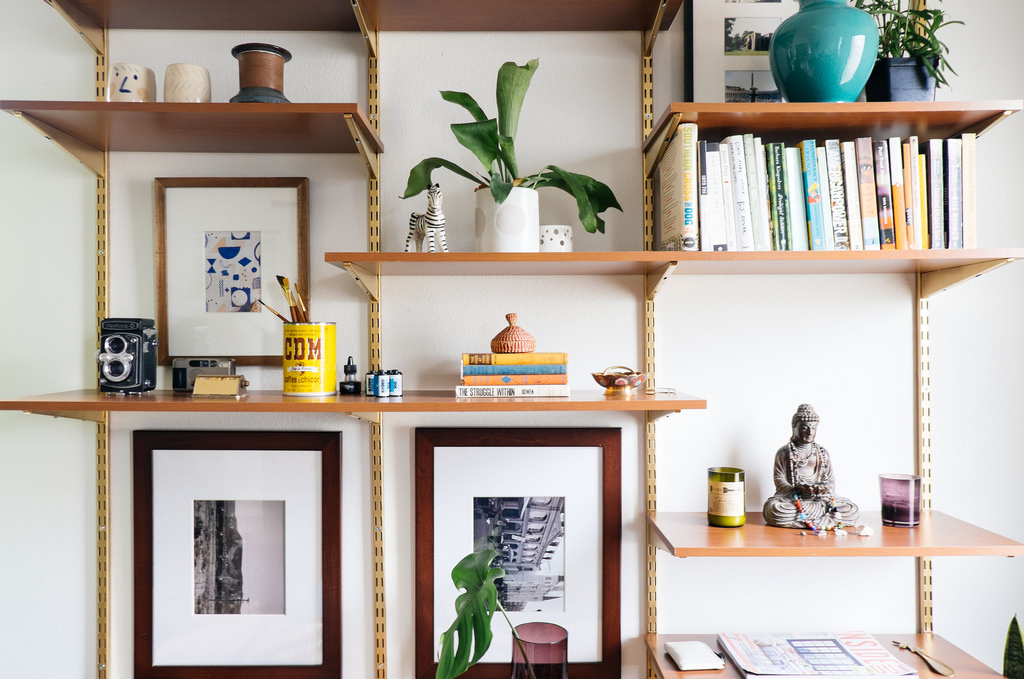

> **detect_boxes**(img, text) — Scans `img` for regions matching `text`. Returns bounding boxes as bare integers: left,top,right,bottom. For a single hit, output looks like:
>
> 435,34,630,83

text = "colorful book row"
657,122,977,252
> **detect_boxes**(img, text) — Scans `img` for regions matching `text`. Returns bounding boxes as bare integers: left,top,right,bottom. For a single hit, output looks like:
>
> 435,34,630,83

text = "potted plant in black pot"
854,0,962,101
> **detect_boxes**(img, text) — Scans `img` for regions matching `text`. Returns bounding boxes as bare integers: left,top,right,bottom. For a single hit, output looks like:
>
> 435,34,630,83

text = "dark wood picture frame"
154,176,310,366
132,430,341,678
414,427,622,679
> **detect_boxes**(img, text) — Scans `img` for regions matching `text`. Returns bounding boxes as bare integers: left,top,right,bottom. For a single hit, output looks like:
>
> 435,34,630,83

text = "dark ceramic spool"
230,42,292,103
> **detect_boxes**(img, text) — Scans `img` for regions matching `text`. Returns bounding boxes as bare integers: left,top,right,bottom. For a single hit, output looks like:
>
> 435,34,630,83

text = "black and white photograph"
473,496,565,612
193,499,286,615
725,70,782,103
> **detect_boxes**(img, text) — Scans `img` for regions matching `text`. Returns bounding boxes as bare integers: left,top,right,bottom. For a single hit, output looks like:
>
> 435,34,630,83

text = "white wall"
1,1,1022,677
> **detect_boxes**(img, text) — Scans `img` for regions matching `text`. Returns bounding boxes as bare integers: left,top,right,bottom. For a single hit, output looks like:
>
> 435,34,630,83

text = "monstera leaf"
1005,615,1024,679
435,548,504,679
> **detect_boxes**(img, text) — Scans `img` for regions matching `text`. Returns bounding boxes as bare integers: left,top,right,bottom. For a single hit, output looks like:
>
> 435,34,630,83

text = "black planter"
863,57,937,102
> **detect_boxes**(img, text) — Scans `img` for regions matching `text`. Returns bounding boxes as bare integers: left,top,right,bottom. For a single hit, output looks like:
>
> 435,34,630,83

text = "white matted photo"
685,0,798,102
154,177,309,366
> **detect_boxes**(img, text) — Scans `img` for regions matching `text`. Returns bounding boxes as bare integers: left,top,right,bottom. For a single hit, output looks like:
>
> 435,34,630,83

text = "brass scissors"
891,641,956,677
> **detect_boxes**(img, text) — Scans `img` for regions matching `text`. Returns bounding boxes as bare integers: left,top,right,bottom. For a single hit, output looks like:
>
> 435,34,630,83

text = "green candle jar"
708,467,746,527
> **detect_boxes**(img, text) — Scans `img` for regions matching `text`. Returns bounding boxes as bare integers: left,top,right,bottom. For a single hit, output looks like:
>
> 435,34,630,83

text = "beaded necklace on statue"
788,442,846,532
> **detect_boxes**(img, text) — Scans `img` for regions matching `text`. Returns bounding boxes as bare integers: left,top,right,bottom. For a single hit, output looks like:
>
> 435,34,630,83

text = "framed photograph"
154,177,310,366
132,430,341,678
683,0,798,102
414,428,621,679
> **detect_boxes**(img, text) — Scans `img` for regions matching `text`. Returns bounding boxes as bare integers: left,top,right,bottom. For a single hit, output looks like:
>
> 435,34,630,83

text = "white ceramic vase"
475,186,540,252
107,63,156,102
164,63,211,103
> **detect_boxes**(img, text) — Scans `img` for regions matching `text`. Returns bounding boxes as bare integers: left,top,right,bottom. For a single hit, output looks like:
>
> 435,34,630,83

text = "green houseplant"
853,0,962,100
435,545,538,679
402,58,621,236
1006,615,1024,679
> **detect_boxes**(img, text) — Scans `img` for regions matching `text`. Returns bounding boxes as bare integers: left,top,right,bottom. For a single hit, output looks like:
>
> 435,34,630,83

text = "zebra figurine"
405,183,448,253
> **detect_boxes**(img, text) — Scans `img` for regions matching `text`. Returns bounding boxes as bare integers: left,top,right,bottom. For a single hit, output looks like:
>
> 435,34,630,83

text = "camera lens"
102,356,133,382
105,334,129,354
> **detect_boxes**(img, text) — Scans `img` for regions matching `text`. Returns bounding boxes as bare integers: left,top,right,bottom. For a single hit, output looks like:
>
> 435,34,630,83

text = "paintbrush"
293,286,309,323
276,275,300,322
258,298,290,323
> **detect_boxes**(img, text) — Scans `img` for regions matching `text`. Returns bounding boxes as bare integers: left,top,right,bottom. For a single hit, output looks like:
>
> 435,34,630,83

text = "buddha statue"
762,404,859,530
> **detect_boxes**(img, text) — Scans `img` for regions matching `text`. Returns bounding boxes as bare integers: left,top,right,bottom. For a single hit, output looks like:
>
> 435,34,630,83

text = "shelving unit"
6,1,1024,678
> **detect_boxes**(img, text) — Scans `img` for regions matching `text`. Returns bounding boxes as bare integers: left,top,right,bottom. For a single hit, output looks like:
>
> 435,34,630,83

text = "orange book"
888,137,909,249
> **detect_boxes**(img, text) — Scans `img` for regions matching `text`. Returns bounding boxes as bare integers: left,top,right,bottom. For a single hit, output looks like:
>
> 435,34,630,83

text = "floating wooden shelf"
42,0,682,32
0,388,705,422
647,634,1001,679
647,511,1024,558
0,101,382,176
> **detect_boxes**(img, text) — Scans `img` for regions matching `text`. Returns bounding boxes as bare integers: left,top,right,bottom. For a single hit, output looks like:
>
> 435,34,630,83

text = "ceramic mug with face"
163,63,211,103
107,63,156,102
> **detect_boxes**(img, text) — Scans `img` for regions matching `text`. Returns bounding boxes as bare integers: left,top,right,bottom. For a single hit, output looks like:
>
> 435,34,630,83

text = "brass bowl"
591,366,646,394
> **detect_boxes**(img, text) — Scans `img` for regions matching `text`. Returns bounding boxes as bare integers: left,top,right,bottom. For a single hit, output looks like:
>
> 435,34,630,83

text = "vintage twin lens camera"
97,318,158,394
172,358,237,392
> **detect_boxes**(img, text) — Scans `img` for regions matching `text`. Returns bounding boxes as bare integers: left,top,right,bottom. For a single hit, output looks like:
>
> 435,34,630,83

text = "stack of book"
456,351,570,397
657,121,977,253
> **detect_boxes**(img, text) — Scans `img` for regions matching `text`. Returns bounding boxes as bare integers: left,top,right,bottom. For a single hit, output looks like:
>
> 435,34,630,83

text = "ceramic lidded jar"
230,42,292,103
768,0,879,102
490,313,537,354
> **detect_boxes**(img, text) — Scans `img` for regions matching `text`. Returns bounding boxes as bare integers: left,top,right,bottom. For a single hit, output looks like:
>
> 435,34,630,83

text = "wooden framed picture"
414,427,621,679
132,430,341,678
154,177,310,366
683,0,799,102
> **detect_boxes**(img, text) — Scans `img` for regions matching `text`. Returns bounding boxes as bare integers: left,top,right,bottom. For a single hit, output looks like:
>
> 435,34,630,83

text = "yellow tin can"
282,322,337,396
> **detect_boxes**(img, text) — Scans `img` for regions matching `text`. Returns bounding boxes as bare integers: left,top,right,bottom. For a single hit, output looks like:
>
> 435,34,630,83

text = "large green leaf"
435,549,504,679
495,59,538,143
441,90,489,123
402,158,481,199
529,165,623,234
451,119,501,175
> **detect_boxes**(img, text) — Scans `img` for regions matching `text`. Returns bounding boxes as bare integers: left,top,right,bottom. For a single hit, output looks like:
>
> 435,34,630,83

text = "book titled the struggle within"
717,632,918,679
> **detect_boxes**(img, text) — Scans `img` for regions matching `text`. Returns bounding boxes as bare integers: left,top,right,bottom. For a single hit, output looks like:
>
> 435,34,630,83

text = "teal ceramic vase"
768,0,879,102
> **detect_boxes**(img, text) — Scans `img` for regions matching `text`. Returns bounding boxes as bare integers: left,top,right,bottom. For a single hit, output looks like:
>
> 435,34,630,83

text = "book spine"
906,136,923,249
785,146,809,251
680,122,700,251
816,146,835,250
946,137,963,249
462,352,569,365
873,139,896,249
720,145,739,251
918,153,930,249
799,140,826,250
725,134,756,250
824,139,849,250
455,384,571,398
887,137,909,249
927,138,946,249
765,142,783,251
657,128,683,250
461,363,567,375
699,141,729,251
855,137,880,250
752,135,773,250
461,374,568,385
961,132,977,248
840,140,864,250
772,142,791,251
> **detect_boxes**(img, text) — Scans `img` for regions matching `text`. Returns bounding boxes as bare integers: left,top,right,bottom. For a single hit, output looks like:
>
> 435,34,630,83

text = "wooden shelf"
0,101,382,176
326,250,1024,276
0,389,706,421
43,0,682,32
647,511,1024,558
647,634,1001,679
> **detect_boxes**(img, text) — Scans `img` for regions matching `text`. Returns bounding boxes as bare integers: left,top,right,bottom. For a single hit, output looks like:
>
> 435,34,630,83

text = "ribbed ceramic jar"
768,0,879,102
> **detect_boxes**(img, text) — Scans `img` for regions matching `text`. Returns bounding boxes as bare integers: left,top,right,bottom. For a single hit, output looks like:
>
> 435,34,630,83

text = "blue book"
799,140,826,250
461,363,568,375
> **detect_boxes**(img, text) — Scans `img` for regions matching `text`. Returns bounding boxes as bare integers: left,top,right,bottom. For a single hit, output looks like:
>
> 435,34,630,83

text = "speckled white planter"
540,224,573,252
475,186,539,252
